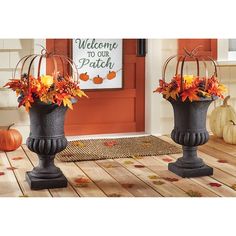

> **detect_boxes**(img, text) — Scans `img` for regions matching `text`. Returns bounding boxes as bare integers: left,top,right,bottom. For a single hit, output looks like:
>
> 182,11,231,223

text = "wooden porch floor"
1,135,236,197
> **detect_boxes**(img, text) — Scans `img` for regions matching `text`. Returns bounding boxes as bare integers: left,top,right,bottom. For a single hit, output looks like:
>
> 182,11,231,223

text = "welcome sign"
72,39,123,89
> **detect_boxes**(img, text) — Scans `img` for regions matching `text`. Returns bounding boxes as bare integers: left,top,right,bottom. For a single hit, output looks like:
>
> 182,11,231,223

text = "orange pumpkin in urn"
79,72,89,81
93,75,103,84
0,124,22,151
107,71,116,80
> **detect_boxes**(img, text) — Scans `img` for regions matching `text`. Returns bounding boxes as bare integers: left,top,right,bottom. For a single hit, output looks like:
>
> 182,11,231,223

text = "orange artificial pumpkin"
107,71,116,80
93,75,103,84
79,72,89,81
0,124,22,151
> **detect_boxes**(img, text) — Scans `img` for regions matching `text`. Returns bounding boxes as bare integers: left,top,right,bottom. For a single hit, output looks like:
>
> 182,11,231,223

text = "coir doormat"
56,135,181,162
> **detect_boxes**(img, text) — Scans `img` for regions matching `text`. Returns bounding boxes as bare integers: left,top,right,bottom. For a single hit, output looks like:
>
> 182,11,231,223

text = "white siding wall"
0,39,46,142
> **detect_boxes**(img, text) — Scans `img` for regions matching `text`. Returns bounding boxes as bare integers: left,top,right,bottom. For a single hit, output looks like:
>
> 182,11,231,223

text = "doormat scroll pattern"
56,135,181,162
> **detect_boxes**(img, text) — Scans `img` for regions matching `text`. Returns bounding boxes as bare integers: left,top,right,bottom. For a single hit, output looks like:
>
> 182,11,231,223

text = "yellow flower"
218,84,228,93
41,75,54,87
183,74,194,84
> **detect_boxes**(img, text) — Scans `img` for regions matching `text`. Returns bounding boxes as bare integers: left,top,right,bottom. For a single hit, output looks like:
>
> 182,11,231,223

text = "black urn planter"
25,99,68,190
167,96,216,178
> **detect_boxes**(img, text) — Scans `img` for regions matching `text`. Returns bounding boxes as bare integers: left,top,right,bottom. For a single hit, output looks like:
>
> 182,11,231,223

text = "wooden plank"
211,168,236,190
168,153,236,197
209,136,236,155
0,152,23,197
141,155,218,197
96,159,161,197
5,148,52,197
115,158,189,197
198,151,236,178
190,176,236,197
22,145,105,197
199,144,236,166
76,161,134,197
159,136,236,196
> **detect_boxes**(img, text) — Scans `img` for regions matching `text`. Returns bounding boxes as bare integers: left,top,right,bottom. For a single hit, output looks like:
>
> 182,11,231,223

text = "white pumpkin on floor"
223,120,236,144
209,95,236,138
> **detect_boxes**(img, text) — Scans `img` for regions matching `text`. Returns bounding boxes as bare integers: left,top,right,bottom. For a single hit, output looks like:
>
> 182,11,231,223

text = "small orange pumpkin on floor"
79,72,89,81
93,75,103,84
107,71,116,80
0,124,22,151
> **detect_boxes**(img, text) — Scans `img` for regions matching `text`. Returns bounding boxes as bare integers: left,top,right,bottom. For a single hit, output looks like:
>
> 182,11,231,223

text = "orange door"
46,39,145,135
178,39,217,60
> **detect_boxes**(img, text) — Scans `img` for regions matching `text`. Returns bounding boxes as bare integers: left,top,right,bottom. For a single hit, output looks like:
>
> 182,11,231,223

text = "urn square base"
26,171,68,190
168,163,213,178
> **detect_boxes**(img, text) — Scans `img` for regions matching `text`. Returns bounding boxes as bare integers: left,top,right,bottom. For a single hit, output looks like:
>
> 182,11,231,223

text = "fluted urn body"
26,99,68,190
168,96,216,177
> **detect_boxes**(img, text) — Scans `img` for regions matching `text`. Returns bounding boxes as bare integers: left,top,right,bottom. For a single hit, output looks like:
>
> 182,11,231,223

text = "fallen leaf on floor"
108,193,122,197
0,172,5,176
162,157,173,162
148,175,160,180
217,159,228,163
134,164,145,168
231,184,236,191
12,157,24,161
6,167,17,171
122,183,134,188
123,160,134,165
103,163,116,168
152,180,165,185
75,183,89,188
187,190,202,197
163,177,179,182
74,177,90,184
74,141,86,148
104,141,117,147
209,182,222,187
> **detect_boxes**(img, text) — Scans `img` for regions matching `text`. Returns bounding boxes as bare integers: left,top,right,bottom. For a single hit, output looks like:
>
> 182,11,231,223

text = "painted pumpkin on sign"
107,71,116,80
209,96,236,138
0,124,22,151
223,120,236,144
93,76,103,84
79,72,89,81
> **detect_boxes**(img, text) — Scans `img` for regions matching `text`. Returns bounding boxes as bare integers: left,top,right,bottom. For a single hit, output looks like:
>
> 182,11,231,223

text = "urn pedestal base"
168,146,213,178
168,162,213,178
26,171,67,190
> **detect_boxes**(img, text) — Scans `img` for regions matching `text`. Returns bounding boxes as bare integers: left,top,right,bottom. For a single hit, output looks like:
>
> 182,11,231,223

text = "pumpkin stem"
223,95,230,106
7,123,15,130
230,120,236,126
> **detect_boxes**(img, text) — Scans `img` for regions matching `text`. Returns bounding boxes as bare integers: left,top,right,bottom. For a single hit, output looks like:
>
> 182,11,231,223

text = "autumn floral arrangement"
154,74,227,102
4,74,86,111
154,48,227,102
4,50,87,112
